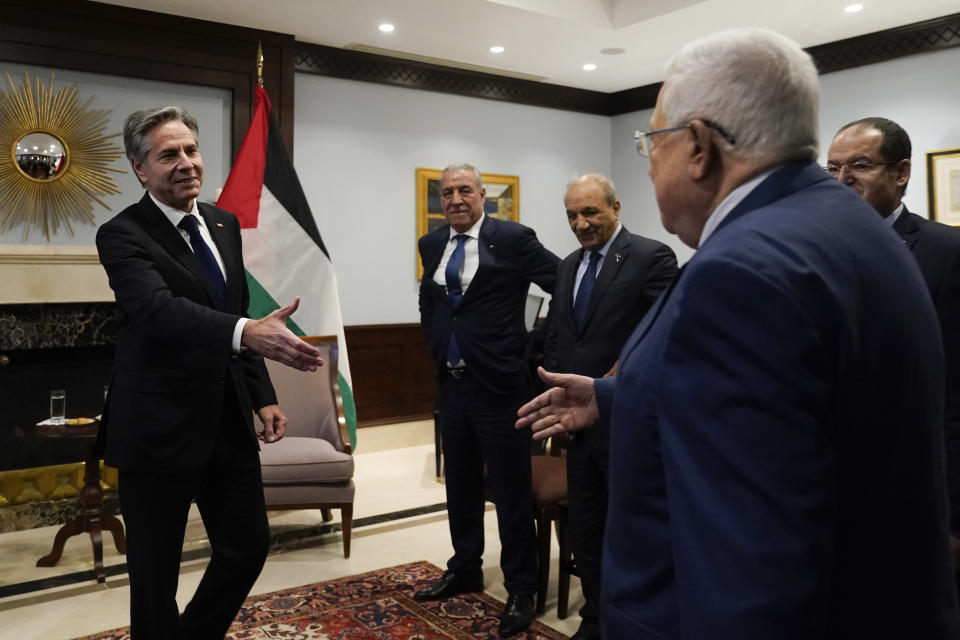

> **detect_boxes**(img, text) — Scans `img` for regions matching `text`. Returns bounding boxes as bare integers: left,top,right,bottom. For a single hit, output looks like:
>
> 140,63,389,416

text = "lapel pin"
489,244,494,249
216,222,224,228
615,253,622,263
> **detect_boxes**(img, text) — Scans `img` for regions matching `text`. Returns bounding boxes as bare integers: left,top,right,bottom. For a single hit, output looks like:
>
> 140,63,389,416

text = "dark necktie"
178,214,227,310
445,234,468,365
573,250,602,329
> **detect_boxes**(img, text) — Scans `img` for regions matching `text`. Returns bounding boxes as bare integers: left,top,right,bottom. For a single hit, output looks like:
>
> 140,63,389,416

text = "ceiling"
98,0,958,92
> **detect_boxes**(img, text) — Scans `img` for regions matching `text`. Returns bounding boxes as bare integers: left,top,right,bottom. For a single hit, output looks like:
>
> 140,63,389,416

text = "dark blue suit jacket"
418,215,559,395
597,162,959,638
894,208,960,533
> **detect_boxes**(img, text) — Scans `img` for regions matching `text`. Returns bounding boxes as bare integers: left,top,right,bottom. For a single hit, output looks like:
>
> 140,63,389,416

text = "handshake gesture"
241,297,324,371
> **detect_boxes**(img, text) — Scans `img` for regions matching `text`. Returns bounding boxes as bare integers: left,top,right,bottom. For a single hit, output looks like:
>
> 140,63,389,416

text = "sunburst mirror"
0,72,126,240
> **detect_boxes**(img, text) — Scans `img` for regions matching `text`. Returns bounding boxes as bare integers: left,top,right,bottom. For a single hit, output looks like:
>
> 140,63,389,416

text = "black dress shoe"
498,593,535,637
413,571,484,601
570,620,600,640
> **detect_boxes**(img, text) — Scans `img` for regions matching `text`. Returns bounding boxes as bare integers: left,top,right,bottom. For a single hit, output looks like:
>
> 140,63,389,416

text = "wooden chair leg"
536,508,551,615
557,506,571,619
321,508,333,522
340,503,353,559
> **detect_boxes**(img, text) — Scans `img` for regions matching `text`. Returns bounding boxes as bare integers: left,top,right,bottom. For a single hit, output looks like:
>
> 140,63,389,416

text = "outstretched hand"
515,367,599,440
241,297,324,371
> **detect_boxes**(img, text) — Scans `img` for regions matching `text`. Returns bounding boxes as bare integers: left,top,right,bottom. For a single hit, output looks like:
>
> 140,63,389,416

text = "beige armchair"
260,335,355,557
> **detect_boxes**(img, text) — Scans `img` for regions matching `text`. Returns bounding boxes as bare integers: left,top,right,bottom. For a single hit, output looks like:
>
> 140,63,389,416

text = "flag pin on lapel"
615,253,622,263
216,223,224,228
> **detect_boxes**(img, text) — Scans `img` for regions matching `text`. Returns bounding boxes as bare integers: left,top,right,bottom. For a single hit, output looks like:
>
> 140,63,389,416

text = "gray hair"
442,163,484,190
566,173,617,207
661,28,819,165
123,106,200,165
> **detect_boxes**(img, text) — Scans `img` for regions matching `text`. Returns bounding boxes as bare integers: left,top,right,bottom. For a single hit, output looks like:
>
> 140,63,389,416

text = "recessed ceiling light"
490,46,505,53
582,63,597,71
601,47,626,55
378,23,395,32
844,4,863,12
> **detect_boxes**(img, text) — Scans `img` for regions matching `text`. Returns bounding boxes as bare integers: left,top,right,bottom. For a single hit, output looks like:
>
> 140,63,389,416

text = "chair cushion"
260,436,354,484
530,455,567,506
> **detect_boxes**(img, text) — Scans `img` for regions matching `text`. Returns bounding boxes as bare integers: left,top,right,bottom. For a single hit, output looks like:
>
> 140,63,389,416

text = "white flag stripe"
241,185,353,387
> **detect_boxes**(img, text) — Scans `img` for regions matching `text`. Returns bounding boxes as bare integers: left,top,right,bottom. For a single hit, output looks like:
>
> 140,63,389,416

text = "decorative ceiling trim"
295,43,609,116
296,11,960,117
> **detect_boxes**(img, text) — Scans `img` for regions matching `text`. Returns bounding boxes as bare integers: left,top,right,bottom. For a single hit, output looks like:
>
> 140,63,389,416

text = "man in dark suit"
829,116,960,585
518,29,959,639
416,163,559,636
543,172,677,640
96,106,323,639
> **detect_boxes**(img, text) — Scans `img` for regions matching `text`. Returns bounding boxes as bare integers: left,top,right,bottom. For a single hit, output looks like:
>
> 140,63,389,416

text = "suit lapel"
461,216,496,307
136,193,210,292
579,228,630,335
892,207,920,250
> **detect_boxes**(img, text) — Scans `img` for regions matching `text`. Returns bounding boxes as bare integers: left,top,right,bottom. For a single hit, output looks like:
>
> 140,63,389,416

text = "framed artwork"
927,147,960,226
415,168,519,278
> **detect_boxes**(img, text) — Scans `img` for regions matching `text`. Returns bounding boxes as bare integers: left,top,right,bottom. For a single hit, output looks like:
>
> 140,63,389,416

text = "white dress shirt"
433,213,484,294
150,193,246,352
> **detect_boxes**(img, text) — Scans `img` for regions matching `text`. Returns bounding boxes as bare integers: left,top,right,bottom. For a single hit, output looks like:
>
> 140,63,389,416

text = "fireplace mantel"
0,245,113,304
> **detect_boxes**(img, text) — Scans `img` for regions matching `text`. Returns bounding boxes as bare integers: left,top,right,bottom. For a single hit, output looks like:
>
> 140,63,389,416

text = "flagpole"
256,41,264,88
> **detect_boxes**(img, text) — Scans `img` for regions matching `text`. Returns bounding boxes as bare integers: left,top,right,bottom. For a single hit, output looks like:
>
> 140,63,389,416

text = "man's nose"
575,215,590,231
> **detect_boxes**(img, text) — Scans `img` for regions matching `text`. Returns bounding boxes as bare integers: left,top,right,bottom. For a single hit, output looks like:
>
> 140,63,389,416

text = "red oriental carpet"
77,561,569,639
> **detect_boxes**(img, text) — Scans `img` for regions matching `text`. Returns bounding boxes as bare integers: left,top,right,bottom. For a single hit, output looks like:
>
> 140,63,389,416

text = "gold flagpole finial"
256,41,264,88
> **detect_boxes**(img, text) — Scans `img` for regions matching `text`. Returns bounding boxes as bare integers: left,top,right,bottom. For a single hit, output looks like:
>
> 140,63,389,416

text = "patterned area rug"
77,560,568,639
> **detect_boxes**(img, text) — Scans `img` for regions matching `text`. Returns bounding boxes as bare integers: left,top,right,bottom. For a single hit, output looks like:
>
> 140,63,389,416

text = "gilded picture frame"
415,168,519,279
927,147,960,227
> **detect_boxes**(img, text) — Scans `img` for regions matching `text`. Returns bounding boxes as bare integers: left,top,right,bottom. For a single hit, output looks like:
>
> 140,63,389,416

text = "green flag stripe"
247,270,358,449
246,270,304,335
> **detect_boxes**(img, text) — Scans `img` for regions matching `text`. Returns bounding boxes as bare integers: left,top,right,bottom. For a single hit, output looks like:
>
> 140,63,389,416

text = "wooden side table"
35,419,126,583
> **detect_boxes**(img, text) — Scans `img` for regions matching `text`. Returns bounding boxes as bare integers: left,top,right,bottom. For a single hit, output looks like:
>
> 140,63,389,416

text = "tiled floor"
0,420,583,638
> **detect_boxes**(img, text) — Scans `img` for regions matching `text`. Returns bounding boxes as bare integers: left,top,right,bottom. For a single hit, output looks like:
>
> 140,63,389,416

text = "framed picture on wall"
927,147,960,226
415,168,519,279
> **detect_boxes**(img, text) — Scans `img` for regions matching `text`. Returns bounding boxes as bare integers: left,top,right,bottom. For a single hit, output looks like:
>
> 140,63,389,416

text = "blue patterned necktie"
573,250,602,329
445,234,468,365
178,214,227,310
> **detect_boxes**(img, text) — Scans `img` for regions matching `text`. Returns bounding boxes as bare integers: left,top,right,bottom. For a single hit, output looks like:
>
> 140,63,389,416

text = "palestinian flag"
217,86,357,448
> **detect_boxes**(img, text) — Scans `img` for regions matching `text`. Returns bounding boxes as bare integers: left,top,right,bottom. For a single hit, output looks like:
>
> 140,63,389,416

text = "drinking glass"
49,389,66,425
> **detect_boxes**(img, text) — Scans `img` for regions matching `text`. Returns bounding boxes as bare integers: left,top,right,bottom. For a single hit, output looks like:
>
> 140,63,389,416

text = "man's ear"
895,158,911,192
686,120,716,181
131,158,147,187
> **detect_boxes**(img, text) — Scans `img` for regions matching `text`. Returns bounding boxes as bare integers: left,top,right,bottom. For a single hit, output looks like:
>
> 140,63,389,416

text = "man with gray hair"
417,163,559,636
518,29,958,638
97,106,322,638
543,172,677,640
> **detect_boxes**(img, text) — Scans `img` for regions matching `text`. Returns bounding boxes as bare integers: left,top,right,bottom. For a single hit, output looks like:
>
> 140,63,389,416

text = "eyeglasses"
824,160,900,176
634,119,736,157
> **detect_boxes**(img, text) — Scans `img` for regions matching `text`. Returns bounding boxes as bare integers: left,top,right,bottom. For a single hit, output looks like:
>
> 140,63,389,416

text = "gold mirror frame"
0,72,126,240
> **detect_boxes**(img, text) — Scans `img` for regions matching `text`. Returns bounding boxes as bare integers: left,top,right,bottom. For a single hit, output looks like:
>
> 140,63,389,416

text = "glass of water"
49,389,66,425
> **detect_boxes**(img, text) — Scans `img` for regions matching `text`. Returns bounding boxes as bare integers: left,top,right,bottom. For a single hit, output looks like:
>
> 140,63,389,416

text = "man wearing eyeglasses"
517,29,958,639
829,117,960,587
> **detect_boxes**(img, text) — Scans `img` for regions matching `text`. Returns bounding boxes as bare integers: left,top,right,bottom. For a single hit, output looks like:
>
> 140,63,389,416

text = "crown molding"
297,12,960,116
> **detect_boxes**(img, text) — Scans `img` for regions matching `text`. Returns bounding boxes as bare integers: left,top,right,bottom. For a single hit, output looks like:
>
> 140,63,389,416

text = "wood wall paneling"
344,324,436,426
